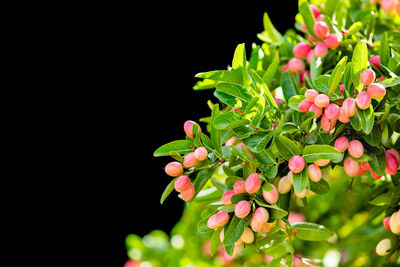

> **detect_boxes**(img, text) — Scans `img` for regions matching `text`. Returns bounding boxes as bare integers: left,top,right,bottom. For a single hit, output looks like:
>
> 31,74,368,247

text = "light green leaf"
358,106,374,135
352,41,368,92
293,169,309,193
257,12,283,44
195,70,243,86
213,112,248,130
291,222,335,241
154,140,194,157
274,135,301,160
302,145,343,163
160,178,177,204
223,214,252,245
328,56,347,97
243,130,274,153
281,71,298,102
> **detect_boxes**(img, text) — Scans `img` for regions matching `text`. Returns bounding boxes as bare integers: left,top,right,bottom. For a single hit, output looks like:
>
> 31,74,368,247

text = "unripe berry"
245,173,261,194
287,171,294,184
184,120,201,139
338,107,350,123
194,147,208,161
260,222,271,234
360,69,376,86
295,189,307,198
356,91,371,110
250,216,262,232
240,227,254,243
381,0,396,11
262,184,279,205
325,104,340,120
233,181,246,194
344,157,360,177
235,200,251,218
293,42,312,59
369,55,381,70
348,140,364,158
376,238,391,256
309,4,320,18
313,21,330,39
183,152,199,167
389,211,400,234
253,207,269,224
165,161,184,177
207,211,230,229
306,49,315,64
314,94,330,108
307,164,322,182
278,176,293,194
383,216,391,231
181,183,195,201
305,89,319,102
321,114,337,132
342,98,357,117
314,42,328,58
367,83,386,99
308,104,322,118
334,136,349,152
289,155,305,173
221,190,235,205
324,33,341,49
288,58,305,74
314,159,330,166
174,176,190,192
298,99,313,113
385,150,399,175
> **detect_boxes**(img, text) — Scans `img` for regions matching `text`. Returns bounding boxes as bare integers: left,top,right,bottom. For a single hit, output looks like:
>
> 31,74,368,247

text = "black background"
112,2,298,265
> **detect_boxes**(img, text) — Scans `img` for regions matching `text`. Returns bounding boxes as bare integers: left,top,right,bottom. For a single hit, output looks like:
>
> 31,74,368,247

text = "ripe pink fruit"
369,55,381,70
260,222,271,234
250,216,262,232
321,114,337,132
356,91,371,110
194,147,208,161
181,183,195,201
342,98,357,117
253,207,269,224
334,136,349,152
221,190,235,205
381,0,396,11
309,4,320,18
314,94,330,108
305,89,319,102
309,34,318,42
288,58,306,74
325,103,340,120
398,2,400,15
293,42,312,59
324,33,341,49
387,148,400,163
289,155,305,173
278,175,292,194
360,161,371,171
344,157,360,177
313,21,330,39
301,23,307,33
340,84,345,94
233,181,246,194
300,71,311,83
174,176,191,192
315,159,330,166
314,42,328,58
184,120,201,139
225,136,237,146
298,99,313,113
360,69,376,86
316,14,325,21
245,173,261,194
370,169,383,180
183,152,199,167
348,140,364,158
262,184,279,204
282,64,290,72
235,200,251,218
165,161,184,177
383,217,391,231
385,150,399,175
274,98,283,105
307,49,315,64
207,211,230,229
307,164,321,182
367,83,386,98
308,104,322,118
338,107,350,123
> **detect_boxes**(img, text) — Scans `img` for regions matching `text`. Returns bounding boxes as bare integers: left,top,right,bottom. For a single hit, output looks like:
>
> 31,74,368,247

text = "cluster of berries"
376,210,399,256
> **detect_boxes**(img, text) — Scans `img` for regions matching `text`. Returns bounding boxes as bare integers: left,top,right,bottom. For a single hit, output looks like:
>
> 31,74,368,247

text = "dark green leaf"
274,135,301,160
302,145,343,163
291,222,335,241
243,130,274,153
223,214,252,245
160,178,177,204
309,178,330,195
293,169,309,193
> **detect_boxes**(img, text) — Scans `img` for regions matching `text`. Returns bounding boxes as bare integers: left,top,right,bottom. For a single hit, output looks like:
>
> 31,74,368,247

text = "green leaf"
213,112,248,130
223,214,251,245
210,104,222,155
288,95,306,111
379,77,400,88
262,50,280,87
302,145,343,163
298,0,320,40
190,167,218,203
314,75,330,94
380,32,390,67
249,69,280,111
243,130,274,153
215,83,252,103
197,216,214,233
328,56,348,97
257,228,288,248
243,94,266,127
195,70,243,86
281,71,298,102
291,222,335,241
352,41,368,92
310,56,323,83
369,193,392,206
231,193,251,204
388,114,400,132
349,112,361,131
358,106,374,135
160,178,177,204
362,125,381,147
209,227,222,256
257,12,283,44
368,150,387,176
274,135,301,160
309,178,330,195
293,169,309,193
253,149,276,166
154,140,194,157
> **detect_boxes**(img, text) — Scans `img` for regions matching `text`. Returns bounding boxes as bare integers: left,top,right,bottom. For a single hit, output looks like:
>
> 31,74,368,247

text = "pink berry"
308,104,322,118
314,42,328,58
324,33,341,49
342,98,356,117
298,99,313,113
340,84,345,94
348,140,364,158
315,159,330,166
308,34,317,42
184,120,201,139
387,148,400,163
183,152,199,167
314,94,330,108
369,56,381,70
301,23,307,33
334,136,349,152
194,147,208,161
309,4,320,18
165,161,184,177
174,176,191,192
383,217,391,231
181,183,195,201
225,136,237,146
306,50,314,64
325,103,340,120
367,83,386,98
245,173,261,194
262,184,279,205
360,69,376,86
313,21,330,39
289,155,305,173
288,58,305,74
253,207,269,224
300,71,311,83
235,200,251,218
207,211,230,229
221,190,235,205
307,164,322,182
381,0,396,11
250,216,262,232
274,98,283,105
338,107,350,123
278,176,292,194
233,181,246,194
282,64,290,72
316,14,325,21
305,89,319,102
385,150,399,175
356,91,371,110
398,2,400,15
293,42,312,59
321,114,337,132
344,157,360,177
